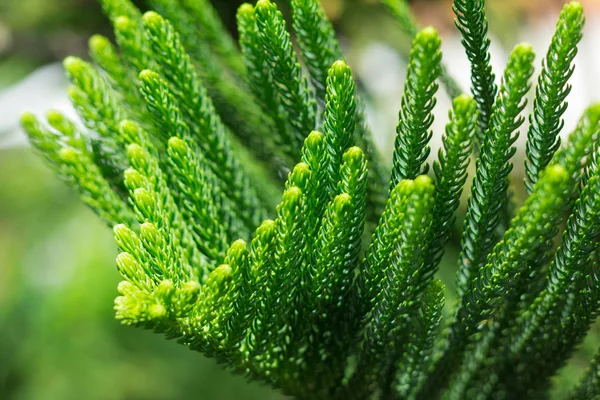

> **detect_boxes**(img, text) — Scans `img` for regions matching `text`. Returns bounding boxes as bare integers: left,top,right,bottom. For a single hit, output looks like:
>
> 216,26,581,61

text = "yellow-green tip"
290,162,311,179
414,174,434,188
395,175,434,194
543,164,568,181
305,130,324,147
119,119,142,136
46,109,65,125
255,219,277,237
142,11,163,27
511,43,535,60
229,239,249,254
256,0,274,9
238,3,255,15
333,193,352,214
114,15,135,33
416,26,440,42
281,186,303,204
58,147,79,164
89,34,111,52
167,136,188,154
211,264,233,281
452,93,474,106
563,1,584,15
126,142,147,162
330,60,350,73
117,280,136,296
148,303,167,319
138,69,159,82
343,146,364,162
63,56,87,75
20,112,38,128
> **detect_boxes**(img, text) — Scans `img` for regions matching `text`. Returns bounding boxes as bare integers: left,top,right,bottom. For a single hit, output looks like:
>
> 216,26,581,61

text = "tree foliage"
22,0,600,399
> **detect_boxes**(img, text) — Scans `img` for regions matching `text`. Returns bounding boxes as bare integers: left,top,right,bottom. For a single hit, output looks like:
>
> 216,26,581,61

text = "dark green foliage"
20,0,600,399
255,0,317,157
501,149,600,397
289,0,394,225
452,0,497,147
380,0,463,99
425,94,478,282
571,351,600,399
390,27,441,189
524,2,585,193
455,43,535,298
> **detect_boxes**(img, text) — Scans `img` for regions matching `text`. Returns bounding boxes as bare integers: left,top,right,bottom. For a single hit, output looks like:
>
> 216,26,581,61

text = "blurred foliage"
0,148,282,399
0,0,553,87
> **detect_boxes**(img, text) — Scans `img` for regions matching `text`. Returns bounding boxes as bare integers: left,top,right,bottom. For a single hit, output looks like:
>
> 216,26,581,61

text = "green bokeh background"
0,0,597,398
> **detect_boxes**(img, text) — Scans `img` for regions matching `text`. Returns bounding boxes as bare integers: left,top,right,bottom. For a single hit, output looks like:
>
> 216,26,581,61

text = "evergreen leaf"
524,1,585,193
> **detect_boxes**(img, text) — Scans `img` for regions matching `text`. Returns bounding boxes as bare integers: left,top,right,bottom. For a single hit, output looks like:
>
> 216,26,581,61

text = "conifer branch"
254,0,317,156
421,162,572,398
289,0,390,225
323,61,358,200
502,150,600,396
424,94,478,283
454,44,535,298
354,176,435,395
180,0,247,78
237,3,297,163
20,2,600,399
396,280,445,399
524,1,585,193
137,69,267,230
452,0,497,148
289,0,342,106
22,112,136,227
570,350,600,400
390,27,442,189
381,0,463,99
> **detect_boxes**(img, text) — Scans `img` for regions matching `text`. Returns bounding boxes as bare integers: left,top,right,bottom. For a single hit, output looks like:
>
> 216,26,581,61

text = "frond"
390,27,442,189
452,0,497,147
455,43,535,298
524,2,585,192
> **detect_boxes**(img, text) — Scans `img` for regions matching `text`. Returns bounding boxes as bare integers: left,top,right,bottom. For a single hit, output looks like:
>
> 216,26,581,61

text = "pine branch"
452,0,497,148
112,14,156,74
423,94,478,285
254,0,317,156
454,44,535,298
501,150,600,397
180,0,248,78
389,27,442,189
380,0,463,99
20,1,600,399
439,104,600,399
88,34,147,120
323,61,358,200
22,112,136,227
395,280,445,399
290,0,391,224
148,0,247,80
145,1,281,168
137,67,267,231
166,137,232,260
64,57,125,148
524,1,585,193
289,0,342,106
353,176,435,396
570,350,600,400
420,162,572,399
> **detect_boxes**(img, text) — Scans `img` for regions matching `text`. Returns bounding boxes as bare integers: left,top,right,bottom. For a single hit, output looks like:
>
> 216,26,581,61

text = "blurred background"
1,0,599,399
